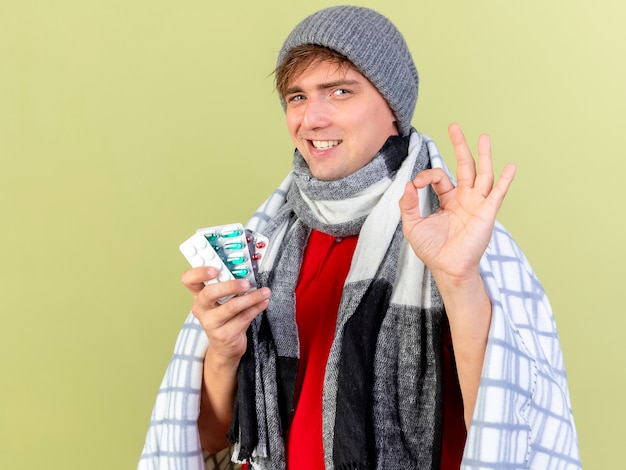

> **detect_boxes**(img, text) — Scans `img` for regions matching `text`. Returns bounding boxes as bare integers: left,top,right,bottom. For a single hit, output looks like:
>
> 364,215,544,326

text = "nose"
301,97,331,130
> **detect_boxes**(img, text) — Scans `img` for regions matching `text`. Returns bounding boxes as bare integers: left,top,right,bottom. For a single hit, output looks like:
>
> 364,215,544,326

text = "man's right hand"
181,266,271,452
182,266,271,364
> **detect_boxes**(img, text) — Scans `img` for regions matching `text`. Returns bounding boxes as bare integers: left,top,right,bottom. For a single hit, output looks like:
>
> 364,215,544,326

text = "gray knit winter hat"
277,5,419,136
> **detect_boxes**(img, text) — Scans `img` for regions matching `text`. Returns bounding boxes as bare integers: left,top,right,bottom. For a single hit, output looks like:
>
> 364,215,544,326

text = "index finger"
181,266,219,294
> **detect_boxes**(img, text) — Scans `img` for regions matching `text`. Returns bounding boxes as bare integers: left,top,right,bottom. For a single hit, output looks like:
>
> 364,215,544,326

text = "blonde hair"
274,44,359,100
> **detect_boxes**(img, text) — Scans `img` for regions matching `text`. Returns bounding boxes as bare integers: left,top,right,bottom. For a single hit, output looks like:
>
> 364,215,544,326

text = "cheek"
357,108,397,157
285,121,299,148
367,106,398,141
371,102,397,131
285,108,302,132
285,113,307,153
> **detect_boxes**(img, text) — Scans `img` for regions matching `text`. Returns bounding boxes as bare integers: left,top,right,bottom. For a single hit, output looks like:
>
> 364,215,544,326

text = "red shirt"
285,230,466,469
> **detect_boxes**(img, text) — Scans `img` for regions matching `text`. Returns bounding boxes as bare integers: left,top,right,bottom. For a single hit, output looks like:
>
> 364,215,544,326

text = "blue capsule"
231,267,250,278
220,227,244,238
204,232,219,246
224,241,246,250
227,253,248,265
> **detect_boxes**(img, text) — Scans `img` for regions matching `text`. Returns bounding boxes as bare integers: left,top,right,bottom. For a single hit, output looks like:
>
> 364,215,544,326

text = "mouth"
310,140,342,150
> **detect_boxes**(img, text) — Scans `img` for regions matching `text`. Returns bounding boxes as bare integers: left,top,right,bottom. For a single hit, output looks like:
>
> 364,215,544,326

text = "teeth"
312,140,341,149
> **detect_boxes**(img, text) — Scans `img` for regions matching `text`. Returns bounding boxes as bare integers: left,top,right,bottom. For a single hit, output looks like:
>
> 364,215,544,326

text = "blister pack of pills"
179,223,268,303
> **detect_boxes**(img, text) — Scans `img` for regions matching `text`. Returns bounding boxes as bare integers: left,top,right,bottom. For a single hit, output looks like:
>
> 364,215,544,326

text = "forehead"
288,59,366,88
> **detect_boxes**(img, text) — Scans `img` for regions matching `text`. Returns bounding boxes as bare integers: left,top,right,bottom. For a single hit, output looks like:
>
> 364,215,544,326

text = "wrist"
204,346,241,377
431,268,483,296
432,269,491,332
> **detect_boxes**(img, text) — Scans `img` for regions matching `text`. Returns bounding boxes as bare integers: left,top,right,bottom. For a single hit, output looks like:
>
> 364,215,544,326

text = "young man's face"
284,60,399,181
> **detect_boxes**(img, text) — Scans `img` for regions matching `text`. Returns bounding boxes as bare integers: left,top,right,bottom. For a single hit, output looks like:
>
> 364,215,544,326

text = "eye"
333,88,350,96
287,94,306,103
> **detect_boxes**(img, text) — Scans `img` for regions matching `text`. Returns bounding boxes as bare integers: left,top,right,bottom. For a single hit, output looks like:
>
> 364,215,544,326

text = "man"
139,6,580,470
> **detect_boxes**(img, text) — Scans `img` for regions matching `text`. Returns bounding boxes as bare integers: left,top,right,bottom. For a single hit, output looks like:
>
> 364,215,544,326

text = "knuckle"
221,298,240,316
211,328,228,344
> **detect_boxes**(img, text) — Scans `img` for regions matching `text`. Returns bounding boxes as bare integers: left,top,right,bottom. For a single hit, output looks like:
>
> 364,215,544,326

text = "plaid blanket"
138,133,581,470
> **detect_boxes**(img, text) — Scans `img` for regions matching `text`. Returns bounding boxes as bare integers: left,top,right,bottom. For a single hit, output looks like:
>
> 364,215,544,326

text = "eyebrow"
284,79,362,96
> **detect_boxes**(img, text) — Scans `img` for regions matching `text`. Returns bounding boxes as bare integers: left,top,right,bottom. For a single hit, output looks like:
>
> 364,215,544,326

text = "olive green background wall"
1,0,622,468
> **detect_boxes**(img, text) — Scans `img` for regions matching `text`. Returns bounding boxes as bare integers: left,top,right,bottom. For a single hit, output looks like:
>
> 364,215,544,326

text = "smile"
311,140,342,150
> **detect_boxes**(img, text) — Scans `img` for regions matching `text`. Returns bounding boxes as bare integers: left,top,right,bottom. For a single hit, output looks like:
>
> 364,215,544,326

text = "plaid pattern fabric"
463,223,581,469
427,141,581,469
138,316,208,470
138,132,581,469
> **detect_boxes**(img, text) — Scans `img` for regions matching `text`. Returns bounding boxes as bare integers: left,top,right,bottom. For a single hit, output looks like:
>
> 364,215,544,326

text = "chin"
312,170,347,182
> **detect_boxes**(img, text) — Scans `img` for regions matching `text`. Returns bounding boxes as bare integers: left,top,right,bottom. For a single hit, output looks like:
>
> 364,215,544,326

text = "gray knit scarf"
229,132,447,470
